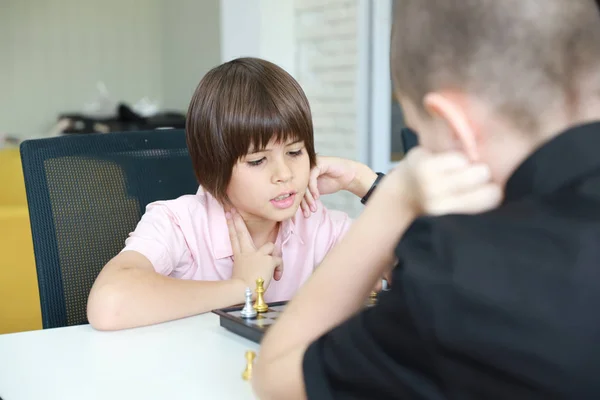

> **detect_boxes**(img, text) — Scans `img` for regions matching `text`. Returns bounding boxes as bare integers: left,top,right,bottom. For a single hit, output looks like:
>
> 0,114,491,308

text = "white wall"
0,0,221,138
161,0,221,112
219,0,296,77
294,0,365,218
219,0,261,63
259,0,296,78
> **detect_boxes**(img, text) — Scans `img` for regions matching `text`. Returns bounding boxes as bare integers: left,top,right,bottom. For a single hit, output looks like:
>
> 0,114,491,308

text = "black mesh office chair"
20,130,198,329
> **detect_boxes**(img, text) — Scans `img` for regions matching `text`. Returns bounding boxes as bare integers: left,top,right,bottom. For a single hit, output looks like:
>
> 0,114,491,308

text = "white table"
0,313,260,399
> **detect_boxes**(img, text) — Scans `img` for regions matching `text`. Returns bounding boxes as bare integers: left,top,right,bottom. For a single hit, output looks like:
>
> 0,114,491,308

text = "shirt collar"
200,187,302,260
505,121,600,203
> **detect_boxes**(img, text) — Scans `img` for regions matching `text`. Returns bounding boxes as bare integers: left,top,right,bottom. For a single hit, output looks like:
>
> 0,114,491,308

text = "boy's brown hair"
391,0,600,134
186,57,317,203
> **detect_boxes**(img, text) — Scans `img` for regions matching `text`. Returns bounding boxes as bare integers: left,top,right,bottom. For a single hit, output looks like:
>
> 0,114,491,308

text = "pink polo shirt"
122,187,352,302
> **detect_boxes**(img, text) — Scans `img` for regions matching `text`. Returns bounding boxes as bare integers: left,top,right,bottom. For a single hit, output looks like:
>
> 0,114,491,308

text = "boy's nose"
272,161,293,183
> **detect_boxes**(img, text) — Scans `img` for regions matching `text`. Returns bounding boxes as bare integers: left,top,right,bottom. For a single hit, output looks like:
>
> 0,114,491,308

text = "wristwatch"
360,172,385,204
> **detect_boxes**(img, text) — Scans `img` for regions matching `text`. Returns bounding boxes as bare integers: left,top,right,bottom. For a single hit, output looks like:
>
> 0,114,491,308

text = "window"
363,0,402,173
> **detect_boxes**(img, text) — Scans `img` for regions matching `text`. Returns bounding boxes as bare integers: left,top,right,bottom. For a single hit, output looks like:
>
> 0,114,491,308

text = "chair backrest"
20,130,198,329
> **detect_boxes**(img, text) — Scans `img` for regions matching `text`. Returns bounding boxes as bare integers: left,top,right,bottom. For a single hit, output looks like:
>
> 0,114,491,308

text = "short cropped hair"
391,0,600,133
186,57,316,203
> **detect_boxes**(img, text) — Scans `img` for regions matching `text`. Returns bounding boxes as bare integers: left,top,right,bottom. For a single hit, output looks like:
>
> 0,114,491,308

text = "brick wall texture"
294,0,363,218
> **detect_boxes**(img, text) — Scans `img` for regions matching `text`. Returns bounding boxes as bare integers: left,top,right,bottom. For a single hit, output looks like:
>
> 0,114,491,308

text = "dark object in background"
58,103,186,135
401,127,418,153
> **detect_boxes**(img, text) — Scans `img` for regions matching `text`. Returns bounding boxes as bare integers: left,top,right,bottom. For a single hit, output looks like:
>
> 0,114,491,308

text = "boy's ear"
423,92,480,161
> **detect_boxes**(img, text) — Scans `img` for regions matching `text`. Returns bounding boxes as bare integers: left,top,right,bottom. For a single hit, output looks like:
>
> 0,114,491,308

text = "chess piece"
240,287,257,319
253,277,269,313
382,278,390,291
242,350,256,381
368,290,378,306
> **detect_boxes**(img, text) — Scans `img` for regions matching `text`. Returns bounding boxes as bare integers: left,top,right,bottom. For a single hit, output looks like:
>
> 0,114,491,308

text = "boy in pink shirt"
87,58,380,330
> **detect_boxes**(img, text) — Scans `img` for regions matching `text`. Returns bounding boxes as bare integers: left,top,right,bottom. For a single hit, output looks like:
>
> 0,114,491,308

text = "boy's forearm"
347,162,378,198
88,268,245,330
257,182,415,368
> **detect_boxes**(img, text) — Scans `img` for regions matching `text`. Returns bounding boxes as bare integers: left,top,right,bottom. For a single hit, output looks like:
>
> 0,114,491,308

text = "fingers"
308,167,321,200
425,151,469,173
303,188,317,216
425,163,492,198
231,209,256,253
383,271,393,286
426,183,503,215
302,165,320,218
225,212,241,255
259,242,275,255
413,151,467,185
273,257,284,281
302,165,321,219
372,279,382,292
300,197,311,218
408,148,503,215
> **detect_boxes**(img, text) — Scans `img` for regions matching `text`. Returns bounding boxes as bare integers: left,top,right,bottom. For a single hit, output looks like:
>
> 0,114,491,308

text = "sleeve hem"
120,242,174,276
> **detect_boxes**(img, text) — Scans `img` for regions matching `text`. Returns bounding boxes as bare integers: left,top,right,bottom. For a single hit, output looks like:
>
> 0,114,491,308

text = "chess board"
213,301,289,343
213,296,379,344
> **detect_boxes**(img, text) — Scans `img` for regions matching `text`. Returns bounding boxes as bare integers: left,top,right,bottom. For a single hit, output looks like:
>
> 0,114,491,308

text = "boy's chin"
268,204,301,222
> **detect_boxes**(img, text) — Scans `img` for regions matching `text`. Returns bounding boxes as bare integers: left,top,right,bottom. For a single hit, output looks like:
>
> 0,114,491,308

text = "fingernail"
225,212,231,220
311,205,316,212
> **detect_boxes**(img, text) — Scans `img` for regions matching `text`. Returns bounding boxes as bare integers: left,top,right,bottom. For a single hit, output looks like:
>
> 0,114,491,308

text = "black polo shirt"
303,122,600,399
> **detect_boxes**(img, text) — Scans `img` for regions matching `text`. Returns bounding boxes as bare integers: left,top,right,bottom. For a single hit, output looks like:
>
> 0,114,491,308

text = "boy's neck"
486,104,600,188
241,214,280,249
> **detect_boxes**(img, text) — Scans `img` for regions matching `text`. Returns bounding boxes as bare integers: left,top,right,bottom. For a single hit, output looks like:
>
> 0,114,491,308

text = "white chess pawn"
240,287,257,319
382,279,390,291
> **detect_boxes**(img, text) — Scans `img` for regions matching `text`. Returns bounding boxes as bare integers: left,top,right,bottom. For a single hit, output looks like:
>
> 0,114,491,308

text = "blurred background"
0,0,408,333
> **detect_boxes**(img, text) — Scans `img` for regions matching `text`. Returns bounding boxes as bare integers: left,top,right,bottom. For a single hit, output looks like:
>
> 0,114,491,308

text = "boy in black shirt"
253,1,600,398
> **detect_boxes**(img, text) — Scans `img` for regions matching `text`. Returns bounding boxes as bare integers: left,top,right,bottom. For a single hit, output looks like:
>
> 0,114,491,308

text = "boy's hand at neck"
223,206,281,250
227,209,283,291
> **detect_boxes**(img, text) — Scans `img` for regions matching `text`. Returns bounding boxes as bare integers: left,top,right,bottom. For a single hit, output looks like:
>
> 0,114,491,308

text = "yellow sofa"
0,147,42,334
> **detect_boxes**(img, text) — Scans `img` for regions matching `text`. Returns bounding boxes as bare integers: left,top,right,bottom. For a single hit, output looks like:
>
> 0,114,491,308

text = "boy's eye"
247,157,265,167
288,149,303,157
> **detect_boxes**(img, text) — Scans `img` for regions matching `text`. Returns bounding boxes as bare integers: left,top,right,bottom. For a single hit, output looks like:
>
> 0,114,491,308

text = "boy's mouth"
273,192,293,201
270,191,297,209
